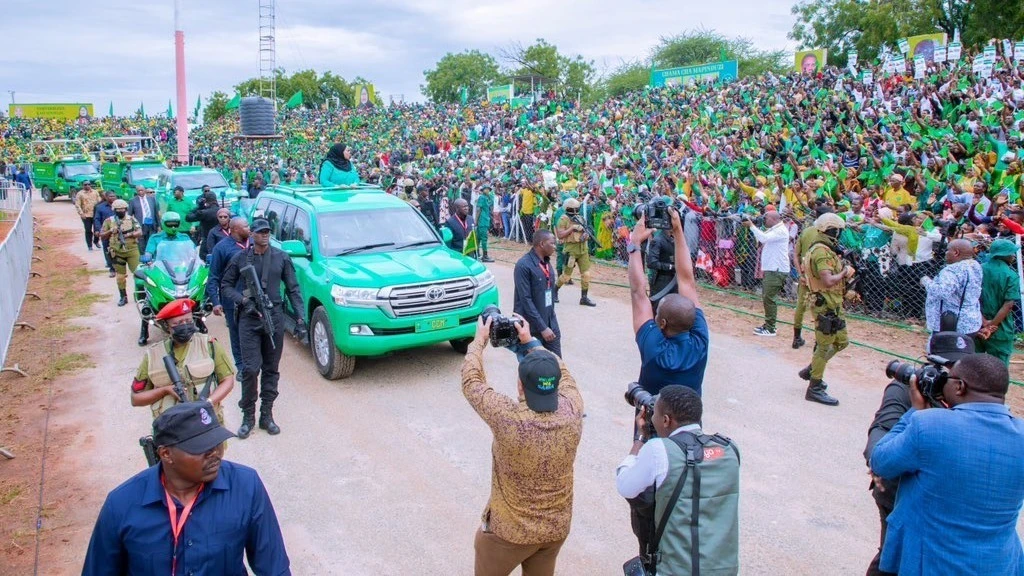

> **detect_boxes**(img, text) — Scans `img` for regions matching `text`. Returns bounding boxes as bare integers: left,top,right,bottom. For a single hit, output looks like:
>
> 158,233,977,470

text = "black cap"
173,185,185,192
927,331,976,363
251,218,271,233
153,401,235,455
518,351,561,412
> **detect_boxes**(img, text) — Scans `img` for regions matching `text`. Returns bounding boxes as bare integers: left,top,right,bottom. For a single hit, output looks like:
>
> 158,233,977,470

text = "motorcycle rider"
143,212,194,259
98,199,142,307
130,298,235,426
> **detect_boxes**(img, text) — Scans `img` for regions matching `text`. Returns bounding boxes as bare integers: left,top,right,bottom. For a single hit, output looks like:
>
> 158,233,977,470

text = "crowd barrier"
0,181,32,372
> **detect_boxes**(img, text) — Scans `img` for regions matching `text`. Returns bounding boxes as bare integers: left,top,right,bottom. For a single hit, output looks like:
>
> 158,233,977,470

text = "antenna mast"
258,0,277,106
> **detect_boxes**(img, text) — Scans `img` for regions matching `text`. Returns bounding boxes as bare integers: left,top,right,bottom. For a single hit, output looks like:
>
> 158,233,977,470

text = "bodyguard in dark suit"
513,230,560,357
445,198,474,254
127,186,159,250
646,229,677,312
187,189,223,259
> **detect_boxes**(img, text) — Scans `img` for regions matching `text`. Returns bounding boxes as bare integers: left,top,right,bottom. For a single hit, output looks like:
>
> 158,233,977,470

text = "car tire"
41,187,54,202
310,306,355,380
450,338,473,354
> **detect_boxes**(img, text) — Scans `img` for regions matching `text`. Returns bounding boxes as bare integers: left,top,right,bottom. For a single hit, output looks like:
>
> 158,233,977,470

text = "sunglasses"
165,223,180,228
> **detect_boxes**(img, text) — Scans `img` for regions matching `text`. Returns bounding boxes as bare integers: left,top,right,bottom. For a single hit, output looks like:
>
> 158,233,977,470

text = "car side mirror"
440,226,454,246
280,239,309,258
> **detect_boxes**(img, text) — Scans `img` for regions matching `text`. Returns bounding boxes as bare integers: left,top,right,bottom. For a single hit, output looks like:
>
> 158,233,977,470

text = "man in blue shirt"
207,216,250,375
870,353,1024,576
627,207,709,396
83,401,290,575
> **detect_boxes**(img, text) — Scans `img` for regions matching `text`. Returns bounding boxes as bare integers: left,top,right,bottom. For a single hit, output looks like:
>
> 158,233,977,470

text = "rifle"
240,264,277,349
139,355,189,467
570,213,596,241
112,214,127,250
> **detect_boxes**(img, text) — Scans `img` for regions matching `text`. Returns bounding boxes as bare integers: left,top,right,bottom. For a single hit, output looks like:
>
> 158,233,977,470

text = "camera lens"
885,360,919,386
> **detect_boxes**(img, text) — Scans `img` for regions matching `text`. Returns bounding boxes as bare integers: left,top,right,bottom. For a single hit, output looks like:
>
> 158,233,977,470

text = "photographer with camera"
863,331,975,576
742,208,790,337
616,385,740,576
869,353,1024,575
461,312,583,576
628,205,709,397
187,188,222,260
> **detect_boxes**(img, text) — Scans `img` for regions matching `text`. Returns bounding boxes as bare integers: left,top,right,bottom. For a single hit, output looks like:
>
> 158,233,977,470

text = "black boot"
579,290,597,307
137,322,149,346
481,252,495,263
259,405,281,435
117,289,128,307
237,412,256,439
798,365,811,381
805,379,839,406
553,286,560,304
792,328,805,349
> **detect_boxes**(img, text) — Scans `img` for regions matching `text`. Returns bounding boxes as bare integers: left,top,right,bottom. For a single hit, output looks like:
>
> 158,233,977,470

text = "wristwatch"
627,243,640,254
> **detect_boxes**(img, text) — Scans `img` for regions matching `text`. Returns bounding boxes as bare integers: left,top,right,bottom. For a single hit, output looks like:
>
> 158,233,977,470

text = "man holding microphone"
743,208,791,337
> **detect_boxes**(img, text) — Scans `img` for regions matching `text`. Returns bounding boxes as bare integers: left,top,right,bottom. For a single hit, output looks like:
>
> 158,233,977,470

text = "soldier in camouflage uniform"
98,199,142,306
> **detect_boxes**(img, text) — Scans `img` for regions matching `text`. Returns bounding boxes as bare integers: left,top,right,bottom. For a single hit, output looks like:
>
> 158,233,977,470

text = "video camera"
624,382,657,439
885,355,953,404
481,305,522,348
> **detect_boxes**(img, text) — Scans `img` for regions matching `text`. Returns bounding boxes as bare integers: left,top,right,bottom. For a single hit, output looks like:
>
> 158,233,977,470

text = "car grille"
382,277,476,318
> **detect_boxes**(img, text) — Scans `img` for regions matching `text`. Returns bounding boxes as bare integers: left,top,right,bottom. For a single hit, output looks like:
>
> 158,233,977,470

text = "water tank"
239,96,276,136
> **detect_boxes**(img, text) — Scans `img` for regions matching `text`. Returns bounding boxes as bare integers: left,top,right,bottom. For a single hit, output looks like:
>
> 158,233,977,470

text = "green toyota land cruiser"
251,183,499,379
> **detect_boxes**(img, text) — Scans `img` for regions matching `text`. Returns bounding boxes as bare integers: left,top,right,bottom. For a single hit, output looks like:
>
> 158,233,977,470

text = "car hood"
321,246,485,286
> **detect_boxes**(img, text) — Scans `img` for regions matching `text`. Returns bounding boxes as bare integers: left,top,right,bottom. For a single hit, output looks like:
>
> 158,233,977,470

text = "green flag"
225,94,241,111
138,101,146,118
194,95,201,119
459,86,468,105
167,100,173,119
108,102,114,117
285,90,303,110
462,229,479,257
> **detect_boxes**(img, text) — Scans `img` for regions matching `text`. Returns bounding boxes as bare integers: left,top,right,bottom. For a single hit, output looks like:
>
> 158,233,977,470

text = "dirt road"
20,194,1012,575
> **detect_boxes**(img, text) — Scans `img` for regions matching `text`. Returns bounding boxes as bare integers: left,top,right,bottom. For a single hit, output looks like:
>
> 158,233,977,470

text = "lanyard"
162,476,204,576
454,215,468,233
234,240,249,251
538,259,551,288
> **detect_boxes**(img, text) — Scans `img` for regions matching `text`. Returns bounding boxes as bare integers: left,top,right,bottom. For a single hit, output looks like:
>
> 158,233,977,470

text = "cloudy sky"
0,0,796,115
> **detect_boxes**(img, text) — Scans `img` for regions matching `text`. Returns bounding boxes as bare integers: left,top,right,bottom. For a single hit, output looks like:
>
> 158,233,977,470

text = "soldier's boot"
798,365,811,381
805,379,839,406
481,252,495,263
117,289,128,307
792,328,805,349
259,405,281,435
579,290,597,307
137,321,149,347
237,412,256,439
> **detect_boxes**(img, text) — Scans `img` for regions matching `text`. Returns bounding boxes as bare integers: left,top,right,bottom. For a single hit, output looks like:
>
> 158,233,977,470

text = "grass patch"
62,292,107,319
0,484,23,507
40,323,85,339
41,353,94,381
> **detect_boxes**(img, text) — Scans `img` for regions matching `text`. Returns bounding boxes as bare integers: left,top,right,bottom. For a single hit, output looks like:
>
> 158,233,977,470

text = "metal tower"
258,0,276,103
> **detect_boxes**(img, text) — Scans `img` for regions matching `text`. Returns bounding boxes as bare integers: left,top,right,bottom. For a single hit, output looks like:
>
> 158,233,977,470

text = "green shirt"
981,258,1020,343
476,193,494,227
164,198,195,232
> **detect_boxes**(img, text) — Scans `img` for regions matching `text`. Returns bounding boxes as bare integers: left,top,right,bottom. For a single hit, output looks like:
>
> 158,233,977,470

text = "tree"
497,39,596,101
421,50,503,104
961,0,1024,46
652,29,789,78
603,61,651,98
203,91,230,123
232,70,371,109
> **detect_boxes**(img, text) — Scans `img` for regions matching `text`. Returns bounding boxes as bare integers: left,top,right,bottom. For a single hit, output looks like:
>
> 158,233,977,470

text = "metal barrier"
0,181,32,373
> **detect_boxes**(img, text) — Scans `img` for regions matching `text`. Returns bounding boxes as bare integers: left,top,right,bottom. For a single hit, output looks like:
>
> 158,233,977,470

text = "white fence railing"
0,181,32,371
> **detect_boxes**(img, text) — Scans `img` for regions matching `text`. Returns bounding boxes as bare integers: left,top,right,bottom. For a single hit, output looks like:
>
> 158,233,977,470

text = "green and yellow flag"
462,229,479,258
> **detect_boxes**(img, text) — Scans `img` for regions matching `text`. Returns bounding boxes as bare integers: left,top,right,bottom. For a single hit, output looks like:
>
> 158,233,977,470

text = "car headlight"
331,284,382,307
473,269,495,294
174,286,189,298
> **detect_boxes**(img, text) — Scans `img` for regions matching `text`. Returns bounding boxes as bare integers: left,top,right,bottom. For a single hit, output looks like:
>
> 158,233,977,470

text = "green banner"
649,61,738,88
487,84,514,103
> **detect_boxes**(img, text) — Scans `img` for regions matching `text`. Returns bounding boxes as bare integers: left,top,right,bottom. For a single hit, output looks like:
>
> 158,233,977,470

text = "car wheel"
311,306,355,380
450,338,473,354
41,187,54,202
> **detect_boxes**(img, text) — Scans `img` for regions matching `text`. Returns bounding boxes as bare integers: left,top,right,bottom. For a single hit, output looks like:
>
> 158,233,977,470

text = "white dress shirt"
616,424,702,498
750,221,791,273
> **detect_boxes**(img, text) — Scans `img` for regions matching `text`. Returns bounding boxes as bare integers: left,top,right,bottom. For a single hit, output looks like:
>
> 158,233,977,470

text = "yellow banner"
795,49,827,74
8,103,94,120
353,84,375,107
906,33,947,61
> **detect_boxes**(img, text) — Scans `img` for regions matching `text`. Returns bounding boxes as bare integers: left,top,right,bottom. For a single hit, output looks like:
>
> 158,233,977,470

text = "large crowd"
3,39,1023,327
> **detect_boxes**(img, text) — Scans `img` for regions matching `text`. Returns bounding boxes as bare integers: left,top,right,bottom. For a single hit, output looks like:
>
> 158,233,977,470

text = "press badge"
544,290,553,307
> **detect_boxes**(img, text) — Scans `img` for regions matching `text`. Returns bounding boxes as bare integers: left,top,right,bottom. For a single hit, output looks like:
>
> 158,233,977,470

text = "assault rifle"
112,214,128,249
570,214,596,241
139,355,190,467
240,264,277,349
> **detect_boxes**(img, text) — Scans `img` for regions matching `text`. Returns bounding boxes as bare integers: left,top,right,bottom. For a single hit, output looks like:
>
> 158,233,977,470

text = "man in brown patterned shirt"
462,314,584,576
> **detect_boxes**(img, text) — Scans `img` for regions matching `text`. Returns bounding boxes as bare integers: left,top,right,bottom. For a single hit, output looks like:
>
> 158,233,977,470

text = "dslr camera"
634,197,673,230
480,305,522,348
885,355,952,403
624,382,657,439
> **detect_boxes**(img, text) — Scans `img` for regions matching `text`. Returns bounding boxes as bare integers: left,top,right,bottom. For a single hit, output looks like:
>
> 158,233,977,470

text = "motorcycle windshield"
154,241,198,285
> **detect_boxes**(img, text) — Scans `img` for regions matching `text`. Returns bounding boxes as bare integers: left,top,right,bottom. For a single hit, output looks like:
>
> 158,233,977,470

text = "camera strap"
646,433,701,570
650,277,678,303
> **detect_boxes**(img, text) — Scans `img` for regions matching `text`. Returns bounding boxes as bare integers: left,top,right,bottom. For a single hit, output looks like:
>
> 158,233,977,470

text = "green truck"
94,136,169,200
30,140,102,202
250,183,499,379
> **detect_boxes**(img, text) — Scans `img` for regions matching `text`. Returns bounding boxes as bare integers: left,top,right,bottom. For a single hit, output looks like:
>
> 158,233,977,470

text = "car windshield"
154,241,198,284
173,172,228,190
318,207,439,256
130,166,168,182
63,164,98,177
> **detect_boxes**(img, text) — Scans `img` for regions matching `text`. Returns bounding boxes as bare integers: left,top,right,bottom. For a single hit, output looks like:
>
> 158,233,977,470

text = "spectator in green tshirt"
164,186,195,235
978,239,1020,365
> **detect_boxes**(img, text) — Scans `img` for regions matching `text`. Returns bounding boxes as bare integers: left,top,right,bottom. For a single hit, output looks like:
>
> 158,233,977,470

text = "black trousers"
81,217,95,249
238,310,285,414
531,328,561,357
866,483,897,576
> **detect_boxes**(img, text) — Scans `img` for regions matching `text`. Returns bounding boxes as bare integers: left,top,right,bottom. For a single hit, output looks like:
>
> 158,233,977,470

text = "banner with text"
9,103,94,120
649,61,739,88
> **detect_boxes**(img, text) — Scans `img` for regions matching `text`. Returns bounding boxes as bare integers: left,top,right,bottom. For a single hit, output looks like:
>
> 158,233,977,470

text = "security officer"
798,213,855,406
143,212,194,259
129,298,235,424
555,198,597,306
646,226,677,313
98,198,142,307
220,218,306,438
792,219,824,349
475,183,495,262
